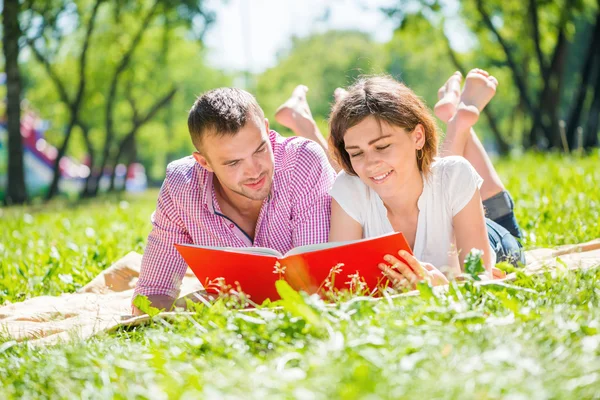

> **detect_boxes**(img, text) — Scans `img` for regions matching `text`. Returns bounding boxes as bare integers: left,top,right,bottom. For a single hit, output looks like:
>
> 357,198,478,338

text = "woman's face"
343,116,424,199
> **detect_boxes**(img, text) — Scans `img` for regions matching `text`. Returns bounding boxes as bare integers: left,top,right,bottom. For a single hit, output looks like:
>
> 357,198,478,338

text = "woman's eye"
376,144,391,151
228,161,239,167
350,152,363,158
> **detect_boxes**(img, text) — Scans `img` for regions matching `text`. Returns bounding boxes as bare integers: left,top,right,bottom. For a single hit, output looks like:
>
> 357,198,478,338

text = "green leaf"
495,261,517,274
464,249,485,281
275,280,325,329
417,281,436,301
132,294,163,318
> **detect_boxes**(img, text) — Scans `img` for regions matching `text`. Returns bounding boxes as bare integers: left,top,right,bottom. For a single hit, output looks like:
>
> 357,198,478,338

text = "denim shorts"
483,191,526,266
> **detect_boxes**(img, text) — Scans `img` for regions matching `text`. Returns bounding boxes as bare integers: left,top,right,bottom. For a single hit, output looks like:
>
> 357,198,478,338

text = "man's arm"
132,173,193,315
290,141,336,247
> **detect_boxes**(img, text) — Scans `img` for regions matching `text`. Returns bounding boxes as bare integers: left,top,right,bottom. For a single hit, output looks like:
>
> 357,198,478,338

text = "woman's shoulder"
431,156,473,173
429,156,479,183
430,156,483,215
330,170,372,208
333,170,368,190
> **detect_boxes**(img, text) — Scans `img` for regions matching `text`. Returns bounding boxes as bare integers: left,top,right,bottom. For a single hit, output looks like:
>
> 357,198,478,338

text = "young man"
132,88,334,314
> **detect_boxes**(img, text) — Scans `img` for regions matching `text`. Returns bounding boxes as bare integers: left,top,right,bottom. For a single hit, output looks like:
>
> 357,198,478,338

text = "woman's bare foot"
274,85,314,133
274,84,332,157
454,69,498,129
434,71,462,123
334,87,348,104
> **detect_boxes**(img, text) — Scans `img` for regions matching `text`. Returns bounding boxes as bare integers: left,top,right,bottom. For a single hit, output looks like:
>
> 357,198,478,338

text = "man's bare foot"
274,85,314,132
454,69,498,128
434,71,462,123
334,87,348,104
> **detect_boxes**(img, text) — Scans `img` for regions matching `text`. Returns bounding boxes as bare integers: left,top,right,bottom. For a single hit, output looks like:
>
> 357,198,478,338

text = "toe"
437,86,447,100
292,85,308,98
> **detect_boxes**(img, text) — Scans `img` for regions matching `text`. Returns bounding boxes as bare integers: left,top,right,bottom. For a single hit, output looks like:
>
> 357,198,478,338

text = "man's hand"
132,294,176,316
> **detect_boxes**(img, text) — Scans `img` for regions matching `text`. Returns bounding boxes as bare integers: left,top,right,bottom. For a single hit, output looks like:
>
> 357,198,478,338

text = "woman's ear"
412,124,426,149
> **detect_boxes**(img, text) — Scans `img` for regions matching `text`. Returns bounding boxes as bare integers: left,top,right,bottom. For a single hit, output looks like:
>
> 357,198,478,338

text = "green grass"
1,152,599,399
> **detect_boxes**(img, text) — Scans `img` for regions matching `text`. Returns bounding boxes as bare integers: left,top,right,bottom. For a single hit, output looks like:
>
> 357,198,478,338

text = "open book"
174,232,412,304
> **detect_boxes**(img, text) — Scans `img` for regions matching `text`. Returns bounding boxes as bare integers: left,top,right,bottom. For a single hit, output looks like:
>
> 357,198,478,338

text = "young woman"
275,71,524,290
326,72,524,289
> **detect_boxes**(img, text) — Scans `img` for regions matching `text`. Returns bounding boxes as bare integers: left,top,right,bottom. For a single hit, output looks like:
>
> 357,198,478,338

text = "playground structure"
0,105,147,201
0,108,89,200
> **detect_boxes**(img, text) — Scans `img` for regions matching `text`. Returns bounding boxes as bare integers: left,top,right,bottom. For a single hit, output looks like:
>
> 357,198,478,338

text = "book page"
284,232,403,257
284,240,352,256
177,243,283,258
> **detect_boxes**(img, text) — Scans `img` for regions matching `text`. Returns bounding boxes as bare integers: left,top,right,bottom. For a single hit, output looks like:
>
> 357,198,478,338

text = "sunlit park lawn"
1,152,599,398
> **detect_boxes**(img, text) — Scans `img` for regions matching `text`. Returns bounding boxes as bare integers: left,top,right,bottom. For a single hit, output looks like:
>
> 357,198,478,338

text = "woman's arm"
453,188,493,276
329,198,363,242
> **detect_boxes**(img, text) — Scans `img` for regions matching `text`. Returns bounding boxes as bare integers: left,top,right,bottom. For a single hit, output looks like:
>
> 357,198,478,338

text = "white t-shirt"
329,156,495,274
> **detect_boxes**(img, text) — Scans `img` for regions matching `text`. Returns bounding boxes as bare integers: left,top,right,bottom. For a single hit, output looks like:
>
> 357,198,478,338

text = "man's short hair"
187,87,265,150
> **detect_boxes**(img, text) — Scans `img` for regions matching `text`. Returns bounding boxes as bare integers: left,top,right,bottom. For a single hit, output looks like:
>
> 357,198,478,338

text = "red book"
174,232,412,304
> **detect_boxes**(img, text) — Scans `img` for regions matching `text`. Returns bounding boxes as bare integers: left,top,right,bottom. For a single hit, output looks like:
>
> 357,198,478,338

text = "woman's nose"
364,152,381,169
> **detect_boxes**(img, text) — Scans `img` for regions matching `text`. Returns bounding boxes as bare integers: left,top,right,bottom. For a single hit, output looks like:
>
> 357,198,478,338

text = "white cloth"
330,156,496,273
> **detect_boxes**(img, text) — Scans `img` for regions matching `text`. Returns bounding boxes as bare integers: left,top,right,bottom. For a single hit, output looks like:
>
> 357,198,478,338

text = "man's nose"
247,158,262,177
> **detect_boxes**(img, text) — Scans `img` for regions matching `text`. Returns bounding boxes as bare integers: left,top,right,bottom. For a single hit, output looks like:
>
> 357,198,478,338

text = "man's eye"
376,144,391,151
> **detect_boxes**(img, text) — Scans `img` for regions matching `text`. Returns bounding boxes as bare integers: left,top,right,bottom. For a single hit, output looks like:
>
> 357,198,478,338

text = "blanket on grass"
1,239,599,347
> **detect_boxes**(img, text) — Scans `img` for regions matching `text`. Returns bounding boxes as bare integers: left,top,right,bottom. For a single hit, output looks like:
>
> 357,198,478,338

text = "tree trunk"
79,122,96,198
94,1,159,197
3,0,27,205
528,0,574,148
28,0,103,200
566,11,600,149
545,36,569,148
475,0,535,115
584,53,600,148
108,132,134,192
46,117,76,200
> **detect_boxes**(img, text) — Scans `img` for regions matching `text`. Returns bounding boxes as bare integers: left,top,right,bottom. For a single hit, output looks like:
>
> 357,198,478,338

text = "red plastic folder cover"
174,232,412,304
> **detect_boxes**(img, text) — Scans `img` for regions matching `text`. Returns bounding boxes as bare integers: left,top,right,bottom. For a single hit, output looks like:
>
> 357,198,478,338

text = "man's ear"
413,124,426,149
193,151,213,172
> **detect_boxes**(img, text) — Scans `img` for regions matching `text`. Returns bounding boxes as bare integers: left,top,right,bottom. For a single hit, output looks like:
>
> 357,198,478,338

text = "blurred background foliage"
1,0,599,202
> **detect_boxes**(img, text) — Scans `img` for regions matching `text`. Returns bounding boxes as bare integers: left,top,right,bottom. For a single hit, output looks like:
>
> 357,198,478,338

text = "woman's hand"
378,250,449,290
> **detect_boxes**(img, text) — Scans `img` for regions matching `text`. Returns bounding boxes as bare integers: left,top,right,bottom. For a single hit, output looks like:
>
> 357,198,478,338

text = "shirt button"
229,224,234,229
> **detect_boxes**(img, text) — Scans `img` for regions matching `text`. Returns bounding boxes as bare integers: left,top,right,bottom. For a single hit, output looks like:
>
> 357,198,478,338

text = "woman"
275,71,524,290
326,71,524,289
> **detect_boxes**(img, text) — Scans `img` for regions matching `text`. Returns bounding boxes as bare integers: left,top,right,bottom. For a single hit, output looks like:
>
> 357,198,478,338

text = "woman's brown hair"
329,75,439,176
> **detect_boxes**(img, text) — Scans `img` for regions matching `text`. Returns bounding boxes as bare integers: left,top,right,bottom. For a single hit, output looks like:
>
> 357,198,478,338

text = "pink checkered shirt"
133,130,336,300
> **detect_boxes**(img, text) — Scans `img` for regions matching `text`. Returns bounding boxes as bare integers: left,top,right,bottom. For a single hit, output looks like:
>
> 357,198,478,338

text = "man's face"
194,116,274,202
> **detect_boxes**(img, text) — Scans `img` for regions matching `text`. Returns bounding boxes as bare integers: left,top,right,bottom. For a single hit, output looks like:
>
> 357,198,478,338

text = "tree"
2,0,28,205
21,0,218,199
24,0,103,200
382,0,600,150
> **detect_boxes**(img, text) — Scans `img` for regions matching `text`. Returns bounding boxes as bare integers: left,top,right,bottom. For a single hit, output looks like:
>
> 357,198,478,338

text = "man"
132,87,334,314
